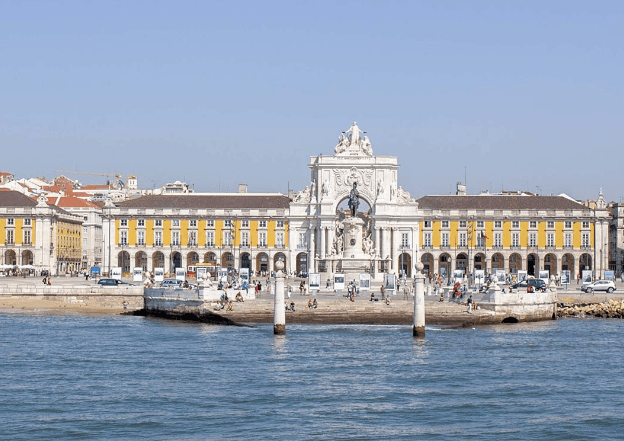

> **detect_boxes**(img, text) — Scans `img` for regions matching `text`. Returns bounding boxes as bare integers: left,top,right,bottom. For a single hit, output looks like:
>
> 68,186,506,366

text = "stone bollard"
273,261,286,335
427,285,432,296
413,262,426,338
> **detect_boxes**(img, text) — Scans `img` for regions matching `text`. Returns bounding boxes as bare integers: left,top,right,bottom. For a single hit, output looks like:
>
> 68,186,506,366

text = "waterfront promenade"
2,275,621,325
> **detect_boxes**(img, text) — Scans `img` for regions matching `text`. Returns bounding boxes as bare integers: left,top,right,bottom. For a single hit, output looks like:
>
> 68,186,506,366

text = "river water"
1,312,623,440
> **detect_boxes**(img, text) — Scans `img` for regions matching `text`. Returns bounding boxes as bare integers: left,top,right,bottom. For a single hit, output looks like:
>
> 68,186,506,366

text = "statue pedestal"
343,216,365,259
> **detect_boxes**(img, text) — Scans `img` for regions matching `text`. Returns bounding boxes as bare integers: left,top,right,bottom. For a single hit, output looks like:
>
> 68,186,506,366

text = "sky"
1,1,623,201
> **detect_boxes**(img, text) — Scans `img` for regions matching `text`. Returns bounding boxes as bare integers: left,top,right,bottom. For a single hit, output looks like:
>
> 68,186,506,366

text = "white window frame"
154,231,163,246
423,232,432,247
137,230,145,246
206,231,214,247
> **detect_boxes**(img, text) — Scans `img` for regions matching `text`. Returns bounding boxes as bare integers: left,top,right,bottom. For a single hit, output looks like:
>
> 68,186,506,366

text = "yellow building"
0,191,82,275
416,191,609,282
102,193,290,276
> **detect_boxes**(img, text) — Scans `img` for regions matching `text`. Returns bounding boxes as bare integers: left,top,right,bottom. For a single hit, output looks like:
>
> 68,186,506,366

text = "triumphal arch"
288,122,420,281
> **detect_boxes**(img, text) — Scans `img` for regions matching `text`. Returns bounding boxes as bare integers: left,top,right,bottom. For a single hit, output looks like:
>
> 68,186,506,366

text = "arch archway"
152,251,165,270
204,252,217,264
221,252,234,269
135,251,147,271
580,253,592,275
21,250,33,266
241,252,251,271
509,253,522,274
439,253,452,281
527,253,539,276
491,253,504,270
562,253,575,280
421,253,433,275
187,252,199,266
473,252,485,271
456,253,467,271
544,253,557,276
296,252,308,277
398,253,411,277
171,252,182,271
4,249,16,266
117,251,130,273
255,252,268,274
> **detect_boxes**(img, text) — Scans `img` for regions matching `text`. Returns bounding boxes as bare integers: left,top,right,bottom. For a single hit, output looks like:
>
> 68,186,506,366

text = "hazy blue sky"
1,1,622,201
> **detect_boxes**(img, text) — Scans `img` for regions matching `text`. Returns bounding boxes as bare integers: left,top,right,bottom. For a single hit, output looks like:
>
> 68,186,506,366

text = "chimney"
456,182,467,196
238,184,248,193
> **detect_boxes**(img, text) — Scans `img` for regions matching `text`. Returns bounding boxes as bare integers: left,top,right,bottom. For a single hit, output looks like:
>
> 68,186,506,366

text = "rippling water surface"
1,312,623,440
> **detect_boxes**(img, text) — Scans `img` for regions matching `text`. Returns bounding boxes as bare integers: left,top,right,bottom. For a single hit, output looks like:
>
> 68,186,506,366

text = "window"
459,220,466,228
582,233,590,247
223,231,232,246
276,232,284,247
277,220,284,228
155,219,162,227
512,221,520,228
299,232,307,248
137,231,145,245
241,220,249,228
494,221,502,228
564,233,572,248
172,219,180,227
547,232,555,247
83,238,87,247
119,231,128,246
206,231,214,247
530,221,537,228
424,221,432,228
154,231,162,246
171,231,180,246
138,219,145,227
23,230,31,245
477,234,485,247
259,220,267,228
477,220,484,228
120,219,128,227
512,233,520,247
206,220,214,227
565,221,572,228
547,221,555,228
24,218,31,226
7,218,14,225
441,220,449,228
494,232,502,247
459,232,466,247
188,231,197,246
224,220,232,227
241,232,249,247
582,221,590,228
529,233,537,247
423,232,432,247
401,233,409,247
259,232,267,247
441,232,449,247
189,220,197,227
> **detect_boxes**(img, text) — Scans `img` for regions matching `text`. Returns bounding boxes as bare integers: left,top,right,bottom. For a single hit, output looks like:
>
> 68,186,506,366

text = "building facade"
0,191,83,274
417,189,609,281
102,194,290,277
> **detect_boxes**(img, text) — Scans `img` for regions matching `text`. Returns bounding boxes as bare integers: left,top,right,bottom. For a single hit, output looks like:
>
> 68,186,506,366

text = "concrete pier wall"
481,290,557,320
0,284,144,309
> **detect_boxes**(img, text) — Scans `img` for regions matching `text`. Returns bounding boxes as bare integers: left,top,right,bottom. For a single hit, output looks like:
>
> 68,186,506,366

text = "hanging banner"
133,267,143,282
359,273,371,292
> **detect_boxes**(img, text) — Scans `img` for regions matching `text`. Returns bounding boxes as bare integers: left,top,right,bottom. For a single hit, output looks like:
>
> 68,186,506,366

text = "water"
1,312,623,440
